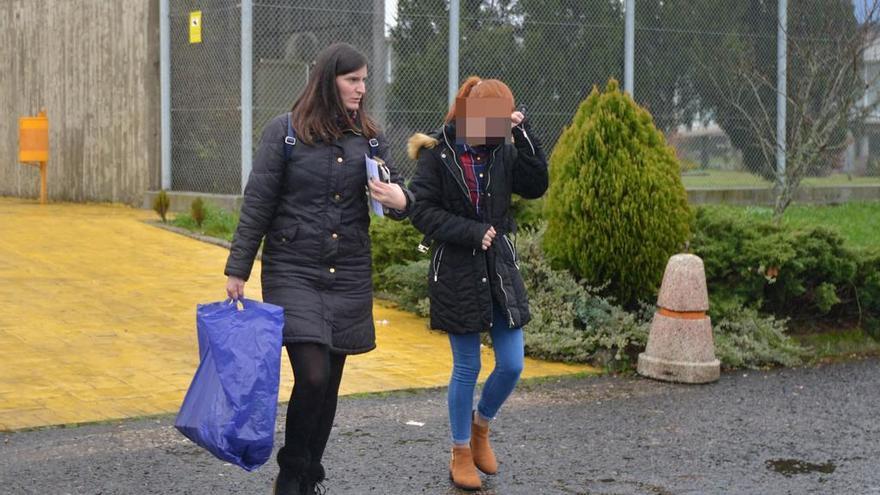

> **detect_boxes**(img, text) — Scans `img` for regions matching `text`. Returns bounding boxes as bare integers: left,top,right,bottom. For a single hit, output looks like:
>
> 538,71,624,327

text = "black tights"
276,343,346,475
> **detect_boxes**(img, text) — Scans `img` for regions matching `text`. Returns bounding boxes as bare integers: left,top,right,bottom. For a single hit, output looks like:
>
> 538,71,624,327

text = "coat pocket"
269,225,299,246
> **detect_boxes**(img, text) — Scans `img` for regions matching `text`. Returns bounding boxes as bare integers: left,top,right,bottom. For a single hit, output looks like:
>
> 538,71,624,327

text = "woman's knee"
294,368,331,395
451,358,481,383
495,360,523,381
494,349,524,379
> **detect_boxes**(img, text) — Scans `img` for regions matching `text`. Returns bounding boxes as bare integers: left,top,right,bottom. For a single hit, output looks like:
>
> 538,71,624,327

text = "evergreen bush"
191,198,206,228
691,206,872,323
543,79,692,307
368,217,424,281
153,190,170,223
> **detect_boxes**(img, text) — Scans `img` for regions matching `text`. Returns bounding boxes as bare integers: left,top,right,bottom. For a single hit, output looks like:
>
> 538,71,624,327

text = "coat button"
334,193,341,201
481,277,487,283
331,233,338,240
336,156,344,163
329,267,336,274
281,237,287,243
441,153,446,158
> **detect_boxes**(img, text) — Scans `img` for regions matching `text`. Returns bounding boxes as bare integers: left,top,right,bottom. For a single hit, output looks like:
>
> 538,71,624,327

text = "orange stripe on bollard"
658,307,706,320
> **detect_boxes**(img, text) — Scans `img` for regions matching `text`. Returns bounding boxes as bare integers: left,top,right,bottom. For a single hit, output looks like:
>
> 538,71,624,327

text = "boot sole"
449,471,481,491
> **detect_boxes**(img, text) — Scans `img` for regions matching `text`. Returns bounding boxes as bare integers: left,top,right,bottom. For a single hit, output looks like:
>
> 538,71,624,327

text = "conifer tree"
543,80,692,306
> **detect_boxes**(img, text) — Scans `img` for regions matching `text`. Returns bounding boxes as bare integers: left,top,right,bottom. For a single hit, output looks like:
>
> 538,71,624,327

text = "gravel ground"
2,358,878,495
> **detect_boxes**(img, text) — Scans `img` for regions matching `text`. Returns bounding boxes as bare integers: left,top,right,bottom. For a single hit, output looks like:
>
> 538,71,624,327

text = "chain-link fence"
170,0,241,194
167,0,880,195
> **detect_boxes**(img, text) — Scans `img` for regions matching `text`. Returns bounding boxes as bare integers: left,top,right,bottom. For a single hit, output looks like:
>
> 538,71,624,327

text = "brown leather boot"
449,445,482,490
470,419,498,474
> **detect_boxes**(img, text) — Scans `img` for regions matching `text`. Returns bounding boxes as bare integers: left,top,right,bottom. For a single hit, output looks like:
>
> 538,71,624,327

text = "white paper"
365,153,385,217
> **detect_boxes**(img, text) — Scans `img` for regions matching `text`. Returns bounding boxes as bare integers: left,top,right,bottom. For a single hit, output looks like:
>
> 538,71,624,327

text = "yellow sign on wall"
189,11,202,44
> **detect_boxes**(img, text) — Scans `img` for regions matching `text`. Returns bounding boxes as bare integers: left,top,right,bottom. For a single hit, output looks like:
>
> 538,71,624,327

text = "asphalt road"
2,358,878,495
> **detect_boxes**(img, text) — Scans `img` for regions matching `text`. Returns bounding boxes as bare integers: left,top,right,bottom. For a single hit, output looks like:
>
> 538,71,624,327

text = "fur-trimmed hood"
406,132,440,160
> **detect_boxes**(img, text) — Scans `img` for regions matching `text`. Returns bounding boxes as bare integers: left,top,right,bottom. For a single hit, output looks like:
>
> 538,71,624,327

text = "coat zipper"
484,146,500,195
496,273,516,327
432,244,446,282
441,127,473,204
503,235,519,270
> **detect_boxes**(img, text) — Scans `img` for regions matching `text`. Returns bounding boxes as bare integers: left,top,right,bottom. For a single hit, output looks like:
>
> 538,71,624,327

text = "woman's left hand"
510,111,525,127
369,180,407,210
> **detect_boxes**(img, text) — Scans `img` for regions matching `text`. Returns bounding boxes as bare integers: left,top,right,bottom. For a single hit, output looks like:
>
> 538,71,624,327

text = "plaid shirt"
456,143,492,217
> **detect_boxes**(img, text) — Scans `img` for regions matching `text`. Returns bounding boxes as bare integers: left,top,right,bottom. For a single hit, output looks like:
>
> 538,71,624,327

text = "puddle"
765,458,836,477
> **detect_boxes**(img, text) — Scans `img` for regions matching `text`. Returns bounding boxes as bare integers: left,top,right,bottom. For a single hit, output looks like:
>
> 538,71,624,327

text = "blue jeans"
447,306,524,444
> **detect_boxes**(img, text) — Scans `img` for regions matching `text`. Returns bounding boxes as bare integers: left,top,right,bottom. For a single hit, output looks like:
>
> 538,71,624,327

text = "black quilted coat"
407,120,548,334
224,113,413,354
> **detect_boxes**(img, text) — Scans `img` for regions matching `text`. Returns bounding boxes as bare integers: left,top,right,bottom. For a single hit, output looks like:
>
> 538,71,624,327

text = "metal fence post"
776,0,787,185
448,0,460,107
624,0,635,95
372,0,387,127
241,0,254,193
160,0,171,190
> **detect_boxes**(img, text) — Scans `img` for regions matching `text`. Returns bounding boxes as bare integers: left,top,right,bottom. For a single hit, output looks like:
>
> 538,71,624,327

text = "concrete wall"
0,0,159,205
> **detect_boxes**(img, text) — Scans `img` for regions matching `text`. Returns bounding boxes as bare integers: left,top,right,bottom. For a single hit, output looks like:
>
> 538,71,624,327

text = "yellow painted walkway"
0,197,590,431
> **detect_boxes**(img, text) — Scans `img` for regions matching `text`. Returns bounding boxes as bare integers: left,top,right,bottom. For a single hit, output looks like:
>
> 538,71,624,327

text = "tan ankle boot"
449,445,482,490
470,420,498,474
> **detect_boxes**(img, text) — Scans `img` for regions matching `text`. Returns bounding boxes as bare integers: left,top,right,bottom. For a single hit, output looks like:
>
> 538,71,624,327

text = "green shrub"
374,259,430,317
191,198,206,228
510,195,544,231
855,252,880,338
171,203,239,241
712,302,807,369
543,79,692,307
153,190,170,223
369,217,424,280
692,206,871,323
518,226,651,370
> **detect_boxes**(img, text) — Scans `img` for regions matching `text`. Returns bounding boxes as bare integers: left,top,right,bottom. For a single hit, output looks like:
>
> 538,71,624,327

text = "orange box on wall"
19,111,49,163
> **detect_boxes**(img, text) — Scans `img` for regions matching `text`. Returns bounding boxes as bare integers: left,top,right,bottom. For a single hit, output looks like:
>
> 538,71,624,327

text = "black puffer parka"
225,113,413,354
407,121,548,334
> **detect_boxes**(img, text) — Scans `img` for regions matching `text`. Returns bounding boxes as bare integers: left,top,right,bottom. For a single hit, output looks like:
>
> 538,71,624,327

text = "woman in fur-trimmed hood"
407,76,548,491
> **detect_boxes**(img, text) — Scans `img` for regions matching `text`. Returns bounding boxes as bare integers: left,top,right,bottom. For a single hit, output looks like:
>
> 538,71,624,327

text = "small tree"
191,197,206,228
543,80,692,307
153,190,170,223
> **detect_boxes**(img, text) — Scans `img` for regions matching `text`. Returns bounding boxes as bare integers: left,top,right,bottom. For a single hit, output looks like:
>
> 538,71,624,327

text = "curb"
143,220,263,261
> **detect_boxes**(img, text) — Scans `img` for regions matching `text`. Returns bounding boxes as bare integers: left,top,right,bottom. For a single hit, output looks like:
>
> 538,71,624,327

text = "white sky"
384,0,399,37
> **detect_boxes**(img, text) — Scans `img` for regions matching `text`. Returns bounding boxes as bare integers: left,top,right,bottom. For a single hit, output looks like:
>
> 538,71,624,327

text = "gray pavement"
2,358,878,495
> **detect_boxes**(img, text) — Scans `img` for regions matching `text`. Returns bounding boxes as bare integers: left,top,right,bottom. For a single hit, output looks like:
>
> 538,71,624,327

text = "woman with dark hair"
223,42,413,495
407,76,548,491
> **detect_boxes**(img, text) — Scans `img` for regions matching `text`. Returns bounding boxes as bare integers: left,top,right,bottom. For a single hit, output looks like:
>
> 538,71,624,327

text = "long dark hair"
290,43,379,144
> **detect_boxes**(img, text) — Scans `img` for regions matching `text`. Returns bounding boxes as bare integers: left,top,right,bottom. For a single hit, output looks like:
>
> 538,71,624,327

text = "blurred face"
455,97,512,146
336,66,367,112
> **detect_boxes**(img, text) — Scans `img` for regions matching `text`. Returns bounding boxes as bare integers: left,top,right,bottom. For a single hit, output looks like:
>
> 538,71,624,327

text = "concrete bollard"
637,253,720,383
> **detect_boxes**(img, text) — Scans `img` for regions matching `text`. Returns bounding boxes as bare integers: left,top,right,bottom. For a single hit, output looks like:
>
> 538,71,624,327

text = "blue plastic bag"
175,298,285,471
